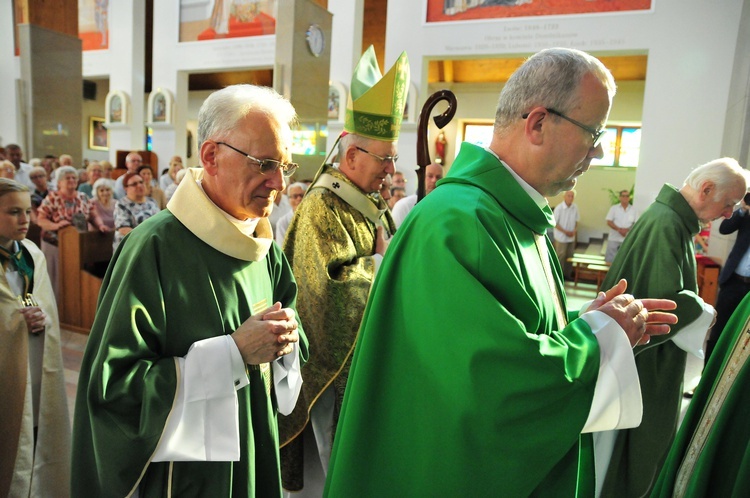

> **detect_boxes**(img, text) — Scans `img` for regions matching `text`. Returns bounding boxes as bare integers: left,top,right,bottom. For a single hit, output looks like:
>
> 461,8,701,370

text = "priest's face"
202,111,290,220
425,164,444,195
695,184,746,223
538,73,610,197
348,139,397,193
0,191,31,248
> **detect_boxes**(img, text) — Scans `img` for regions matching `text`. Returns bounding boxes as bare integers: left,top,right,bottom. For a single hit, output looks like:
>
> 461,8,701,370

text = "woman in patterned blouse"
36,166,109,299
112,171,160,251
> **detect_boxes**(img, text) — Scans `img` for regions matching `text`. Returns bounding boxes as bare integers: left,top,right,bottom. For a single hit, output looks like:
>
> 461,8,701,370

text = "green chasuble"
599,184,704,498
324,143,602,497
71,169,308,498
278,165,395,488
652,292,750,498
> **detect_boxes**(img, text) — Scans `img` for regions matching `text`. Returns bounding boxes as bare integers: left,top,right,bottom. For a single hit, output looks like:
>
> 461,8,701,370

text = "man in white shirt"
553,189,580,279
4,144,34,189
605,189,638,262
391,162,444,228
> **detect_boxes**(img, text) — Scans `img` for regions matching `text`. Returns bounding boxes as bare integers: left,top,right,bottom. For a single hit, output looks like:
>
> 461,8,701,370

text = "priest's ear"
200,140,220,176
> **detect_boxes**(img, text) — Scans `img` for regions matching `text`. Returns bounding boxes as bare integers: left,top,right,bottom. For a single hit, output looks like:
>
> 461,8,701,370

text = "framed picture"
328,81,346,122
147,88,174,125
425,0,653,23
89,116,108,151
105,90,129,125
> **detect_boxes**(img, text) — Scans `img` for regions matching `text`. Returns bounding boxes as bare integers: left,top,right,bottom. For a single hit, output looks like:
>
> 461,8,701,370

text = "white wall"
384,0,748,245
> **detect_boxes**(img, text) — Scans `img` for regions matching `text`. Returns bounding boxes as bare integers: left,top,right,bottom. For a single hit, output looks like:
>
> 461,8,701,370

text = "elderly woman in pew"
36,166,109,301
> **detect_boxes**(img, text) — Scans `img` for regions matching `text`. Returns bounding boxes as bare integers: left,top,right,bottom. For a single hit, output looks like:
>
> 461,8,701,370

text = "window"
590,125,641,168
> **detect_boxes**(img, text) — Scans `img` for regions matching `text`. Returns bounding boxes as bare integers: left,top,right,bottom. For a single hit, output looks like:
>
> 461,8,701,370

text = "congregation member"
0,179,70,497
164,167,186,202
388,185,405,209
90,178,116,230
652,292,750,497
113,151,143,198
112,171,161,251
76,161,103,199
5,144,33,188
137,164,167,208
324,47,677,497
72,84,308,497
553,189,580,279
274,181,307,246
1,159,16,179
28,166,50,224
159,154,184,191
605,189,638,262
35,166,109,300
391,169,406,189
391,162,443,228
279,45,408,494
99,159,113,179
596,158,747,498
704,192,750,362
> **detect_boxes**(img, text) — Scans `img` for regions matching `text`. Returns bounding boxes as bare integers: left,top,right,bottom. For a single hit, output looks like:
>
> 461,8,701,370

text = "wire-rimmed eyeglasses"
355,146,399,166
216,141,299,178
522,108,606,148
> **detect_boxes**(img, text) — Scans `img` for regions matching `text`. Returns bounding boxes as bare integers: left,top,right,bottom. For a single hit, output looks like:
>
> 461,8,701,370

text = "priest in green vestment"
72,85,308,498
324,48,677,497
597,159,747,498
278,46,407,492
652,292,750,497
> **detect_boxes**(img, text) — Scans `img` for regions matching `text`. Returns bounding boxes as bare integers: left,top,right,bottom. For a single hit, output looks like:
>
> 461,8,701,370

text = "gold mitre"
344,46,410,142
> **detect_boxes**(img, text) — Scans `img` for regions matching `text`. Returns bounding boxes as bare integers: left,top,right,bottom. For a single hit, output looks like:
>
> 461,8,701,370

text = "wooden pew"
58,226,113,333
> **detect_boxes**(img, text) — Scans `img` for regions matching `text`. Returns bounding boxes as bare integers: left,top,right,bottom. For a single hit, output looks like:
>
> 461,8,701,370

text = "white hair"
683,157,747,198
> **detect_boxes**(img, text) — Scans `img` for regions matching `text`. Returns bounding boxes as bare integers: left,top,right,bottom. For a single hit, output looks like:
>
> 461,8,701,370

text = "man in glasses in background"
325,47,678,497
278,46,408,495
72,84,308,497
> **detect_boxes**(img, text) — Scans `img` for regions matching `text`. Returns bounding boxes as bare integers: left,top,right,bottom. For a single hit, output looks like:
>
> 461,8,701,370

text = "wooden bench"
568,256,610,292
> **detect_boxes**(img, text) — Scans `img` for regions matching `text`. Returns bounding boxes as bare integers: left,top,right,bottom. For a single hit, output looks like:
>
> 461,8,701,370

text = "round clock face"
306,24,325,57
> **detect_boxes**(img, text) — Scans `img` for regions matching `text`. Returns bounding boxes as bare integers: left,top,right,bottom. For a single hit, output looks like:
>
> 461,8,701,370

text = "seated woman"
0,178,70,497
35,166,109,300
77,161,104,199
164,168,187,203
113,171,160,251
91,178,116,230
158,155,183,192
275,182,307,246
137,164,166,209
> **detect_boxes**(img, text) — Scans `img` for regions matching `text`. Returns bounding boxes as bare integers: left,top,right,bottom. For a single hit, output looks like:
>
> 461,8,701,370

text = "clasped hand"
20,306,46,334
231,302,299,365
587,279,678,348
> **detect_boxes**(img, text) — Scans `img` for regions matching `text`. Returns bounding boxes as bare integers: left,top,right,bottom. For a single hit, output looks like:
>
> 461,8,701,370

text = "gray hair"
29,166,46,177
197,84,297,147
287,182,308,193
337,133,375,160
494,47,617,132
0,177,30,197
684,158,748,197
93,178,115,194
55,165,78,185
29,158,43,168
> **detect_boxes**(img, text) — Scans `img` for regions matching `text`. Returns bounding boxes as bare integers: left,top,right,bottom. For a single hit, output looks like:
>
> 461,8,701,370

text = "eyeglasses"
126,180,144,187
355,146,399,166
30,175,46,180
216,141,298,178
522,108,606,148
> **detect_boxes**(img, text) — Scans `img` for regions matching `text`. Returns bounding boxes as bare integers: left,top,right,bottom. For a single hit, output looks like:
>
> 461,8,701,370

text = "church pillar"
16,0,82,160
